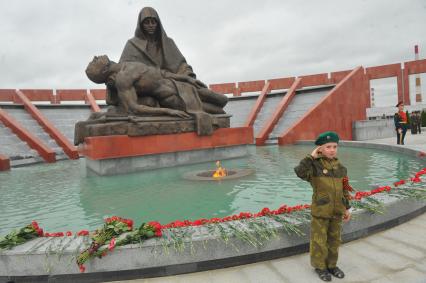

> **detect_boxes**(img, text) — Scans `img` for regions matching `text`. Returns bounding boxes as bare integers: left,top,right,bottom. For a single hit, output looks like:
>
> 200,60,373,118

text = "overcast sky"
0,0,425,106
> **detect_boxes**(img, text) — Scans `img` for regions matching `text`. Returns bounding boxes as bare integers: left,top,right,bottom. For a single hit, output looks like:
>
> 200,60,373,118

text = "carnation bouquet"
76,217,162,272
0,221,44,250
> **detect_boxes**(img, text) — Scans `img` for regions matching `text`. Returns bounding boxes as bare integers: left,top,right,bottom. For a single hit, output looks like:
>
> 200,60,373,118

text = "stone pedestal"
83,127,253,175
75,114,231,145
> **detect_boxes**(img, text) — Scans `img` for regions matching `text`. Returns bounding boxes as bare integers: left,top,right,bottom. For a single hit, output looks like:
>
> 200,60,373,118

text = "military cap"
395,101,403,107
315,131,339,145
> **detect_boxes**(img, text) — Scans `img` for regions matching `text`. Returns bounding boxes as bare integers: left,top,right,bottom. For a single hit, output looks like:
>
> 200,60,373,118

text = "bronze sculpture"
74,7,229,145
86,55,227,117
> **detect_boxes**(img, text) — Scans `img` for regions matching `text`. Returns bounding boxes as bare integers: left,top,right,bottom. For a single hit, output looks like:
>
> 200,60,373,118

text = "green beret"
315,131,339,145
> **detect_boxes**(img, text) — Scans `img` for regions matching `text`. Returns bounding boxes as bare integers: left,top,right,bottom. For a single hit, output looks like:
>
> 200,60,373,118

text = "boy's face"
320,142,338,159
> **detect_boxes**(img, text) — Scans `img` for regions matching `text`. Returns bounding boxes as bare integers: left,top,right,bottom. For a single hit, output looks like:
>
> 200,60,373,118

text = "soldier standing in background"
394,102,408,145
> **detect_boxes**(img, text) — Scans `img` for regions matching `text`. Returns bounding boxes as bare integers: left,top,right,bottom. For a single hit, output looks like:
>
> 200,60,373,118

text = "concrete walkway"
366,130,426,152
114,133,426,283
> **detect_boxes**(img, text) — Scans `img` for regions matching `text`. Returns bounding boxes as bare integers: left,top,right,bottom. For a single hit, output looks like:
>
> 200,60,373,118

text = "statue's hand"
186,77,207,88
173,75,207,89
166,109,191,119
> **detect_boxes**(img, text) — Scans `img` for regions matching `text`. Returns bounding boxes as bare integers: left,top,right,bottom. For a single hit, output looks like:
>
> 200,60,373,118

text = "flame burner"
183,169,255,181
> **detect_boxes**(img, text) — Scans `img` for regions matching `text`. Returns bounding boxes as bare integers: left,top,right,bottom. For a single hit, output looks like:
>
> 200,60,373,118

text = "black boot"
315,268,332,281
328,266,345,279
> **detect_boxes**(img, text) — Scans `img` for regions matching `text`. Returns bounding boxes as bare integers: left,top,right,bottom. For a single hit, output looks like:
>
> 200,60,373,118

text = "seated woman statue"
105,6,227,114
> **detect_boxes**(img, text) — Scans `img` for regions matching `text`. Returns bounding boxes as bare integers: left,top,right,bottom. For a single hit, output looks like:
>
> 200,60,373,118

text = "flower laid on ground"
76,217,162,272
394,179,406,187
76,216,133,270
77,230,90,236
0,221,43,250
108,238,116,251
159,204,310,230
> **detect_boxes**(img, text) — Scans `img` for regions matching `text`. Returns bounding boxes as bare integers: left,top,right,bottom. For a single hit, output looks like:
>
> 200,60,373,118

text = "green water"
0,145,424,236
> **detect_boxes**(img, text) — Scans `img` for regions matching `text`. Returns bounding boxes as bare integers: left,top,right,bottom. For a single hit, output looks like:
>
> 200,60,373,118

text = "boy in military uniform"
394,101,408,144
294,131,351,281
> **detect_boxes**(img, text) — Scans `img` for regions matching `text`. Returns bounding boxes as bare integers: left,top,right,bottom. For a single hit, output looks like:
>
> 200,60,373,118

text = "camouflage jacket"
294,155,351,218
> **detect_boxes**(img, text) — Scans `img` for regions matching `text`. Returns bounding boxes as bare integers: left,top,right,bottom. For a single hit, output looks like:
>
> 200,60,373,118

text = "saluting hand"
311,146,322,158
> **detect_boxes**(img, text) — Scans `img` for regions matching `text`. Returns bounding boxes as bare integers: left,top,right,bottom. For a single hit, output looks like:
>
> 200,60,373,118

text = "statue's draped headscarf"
119,7,195,77
106,7,196,106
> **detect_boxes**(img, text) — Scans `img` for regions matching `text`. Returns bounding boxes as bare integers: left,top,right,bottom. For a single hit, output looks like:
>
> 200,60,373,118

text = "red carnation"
31,221,39,230
148,221,162,230
172,220,185,228
79,264,86,273
108,238,116,251
210,218,222,223
155,230,162,237
77,230,89,236
222,216,232,222
394,179,406,187
66,231,72,236
192,219,203,226
261,207,271,215
126,219,134,229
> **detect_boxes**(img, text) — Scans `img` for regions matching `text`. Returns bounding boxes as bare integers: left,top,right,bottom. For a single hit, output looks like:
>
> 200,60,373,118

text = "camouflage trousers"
310,215,342,270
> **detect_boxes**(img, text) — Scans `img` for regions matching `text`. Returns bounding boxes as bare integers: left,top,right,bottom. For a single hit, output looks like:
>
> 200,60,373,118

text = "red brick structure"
83,127,253,160
0,154,10,171
278,67,368,144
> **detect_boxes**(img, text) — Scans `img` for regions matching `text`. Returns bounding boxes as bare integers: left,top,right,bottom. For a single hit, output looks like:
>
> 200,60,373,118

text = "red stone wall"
278,67,368,145
0,154,10,171
209,83,237,96
90,89,107,100
330,70,351,84
267,77,296,90
238,80,265,94
56,89,87,102
18,89,56,104
299,73,330,88
84,127,253,160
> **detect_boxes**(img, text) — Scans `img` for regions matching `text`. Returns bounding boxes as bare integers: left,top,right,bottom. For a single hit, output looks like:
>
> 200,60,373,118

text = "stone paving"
113,132,426,283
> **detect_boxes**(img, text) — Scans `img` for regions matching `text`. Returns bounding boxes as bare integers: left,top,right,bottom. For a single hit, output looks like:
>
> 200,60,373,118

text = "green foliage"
0,224,40,250
422,110,426,127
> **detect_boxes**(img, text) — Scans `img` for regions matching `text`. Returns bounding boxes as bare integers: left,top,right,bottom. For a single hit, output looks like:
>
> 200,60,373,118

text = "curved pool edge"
1,141,425,283
296,139,424,158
